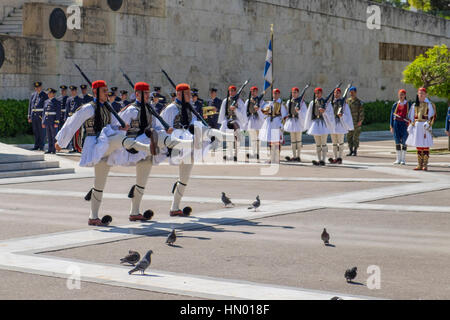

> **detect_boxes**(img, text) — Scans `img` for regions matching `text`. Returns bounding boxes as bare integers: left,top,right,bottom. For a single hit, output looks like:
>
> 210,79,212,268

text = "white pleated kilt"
283,117,303,133
246,115,264,130
307,119,330,136
330,119,349,135
162,129,210,166
79,127,114,167
406,123,433,148
259,117,283,143
107,133,151,167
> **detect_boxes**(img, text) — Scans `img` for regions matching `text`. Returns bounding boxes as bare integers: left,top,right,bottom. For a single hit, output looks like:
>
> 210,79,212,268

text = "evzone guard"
390,89,410,165
328,87,354,164
218,85,247,162
304,87,336,166
55,80,156,226
161,83,230,216
406,87,436,171
107,81,192,221
283,86,308,163
259,88,287,164
244,86,265,160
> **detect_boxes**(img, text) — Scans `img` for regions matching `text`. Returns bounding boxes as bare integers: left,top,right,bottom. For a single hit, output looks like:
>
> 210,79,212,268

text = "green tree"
408,0,450,18
372,0,410,8
403,44,450,102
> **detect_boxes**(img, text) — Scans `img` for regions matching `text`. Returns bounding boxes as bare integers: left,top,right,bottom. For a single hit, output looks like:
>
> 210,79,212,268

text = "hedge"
0,99,448,138
0,99,32,137
363,100,448,127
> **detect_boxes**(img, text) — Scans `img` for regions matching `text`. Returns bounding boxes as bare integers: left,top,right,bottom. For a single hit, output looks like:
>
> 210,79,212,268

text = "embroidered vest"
127,102,153,138
332,98,344,119
414,102,429,122
288,99,300,118
271,102,282,118
247,97,259,117
312,98,325,120
173,102,192,129
84,102,111,136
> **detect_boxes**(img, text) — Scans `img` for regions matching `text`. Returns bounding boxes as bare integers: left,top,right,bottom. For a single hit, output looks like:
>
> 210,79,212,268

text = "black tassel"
128,185,136,198
85,188,93,201
171,181,178,194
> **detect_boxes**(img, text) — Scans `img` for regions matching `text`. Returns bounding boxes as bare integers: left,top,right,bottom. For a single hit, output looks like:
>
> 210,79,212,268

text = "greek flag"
263,28,273,93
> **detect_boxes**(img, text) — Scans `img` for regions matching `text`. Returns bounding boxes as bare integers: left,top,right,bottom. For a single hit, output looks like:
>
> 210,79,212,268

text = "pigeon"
221,192,234,207
128,250,153,275
248,195,260,211
345,267,357,282
120,250,140,265
166,229,177,246
330,296,343,300
321,228,330,245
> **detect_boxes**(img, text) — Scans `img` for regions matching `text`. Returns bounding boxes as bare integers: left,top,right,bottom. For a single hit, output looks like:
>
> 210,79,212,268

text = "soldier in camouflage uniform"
346,87,364,156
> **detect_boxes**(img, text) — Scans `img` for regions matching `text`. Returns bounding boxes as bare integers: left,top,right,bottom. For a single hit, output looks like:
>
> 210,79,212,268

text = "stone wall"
0,0,449,101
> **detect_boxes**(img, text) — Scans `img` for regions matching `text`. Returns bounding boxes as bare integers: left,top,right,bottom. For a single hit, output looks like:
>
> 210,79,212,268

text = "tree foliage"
403,44,450,101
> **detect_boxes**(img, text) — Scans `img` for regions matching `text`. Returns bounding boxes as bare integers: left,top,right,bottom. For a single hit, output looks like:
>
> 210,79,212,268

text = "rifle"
230,79,250,108
120,68,135,90
119,68,171,131
324,82,343,105
299,83,310,103
160,69,210,127
73,63,126,128
342,82,353,102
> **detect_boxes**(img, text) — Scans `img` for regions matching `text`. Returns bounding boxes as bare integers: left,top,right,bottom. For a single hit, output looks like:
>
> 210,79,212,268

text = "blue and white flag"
263,25,273,93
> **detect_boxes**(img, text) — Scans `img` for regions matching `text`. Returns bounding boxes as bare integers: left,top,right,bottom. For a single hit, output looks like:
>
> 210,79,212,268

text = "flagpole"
270,24,274,101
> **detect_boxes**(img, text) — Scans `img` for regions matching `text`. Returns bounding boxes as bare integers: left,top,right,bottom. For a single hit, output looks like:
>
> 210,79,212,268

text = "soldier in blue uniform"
206,88,221,129
120,90,130,108
108,91,123,113
192,90,204,118
153,86,167,105
111,87,122,103
80,84,93,104
42,88,61,154
151,92,165,114
28,82,48,151
65,86,83,152
57,85,69,130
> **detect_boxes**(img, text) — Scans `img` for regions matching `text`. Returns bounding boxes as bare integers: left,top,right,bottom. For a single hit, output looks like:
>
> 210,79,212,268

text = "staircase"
0,6,23,36
0,143,75,179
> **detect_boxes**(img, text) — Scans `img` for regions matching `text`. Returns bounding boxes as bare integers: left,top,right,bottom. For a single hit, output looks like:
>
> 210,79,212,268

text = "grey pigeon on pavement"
166,229,177,246
120,250,140,266
221,192,234,207
128,250,153,275
345,267,357,282
321,228,330,245
248,195,260,211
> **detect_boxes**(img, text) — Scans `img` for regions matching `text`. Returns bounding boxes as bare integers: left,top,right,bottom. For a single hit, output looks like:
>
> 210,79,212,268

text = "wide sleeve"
236,99,248,126
160,104,178,128
407,104,415,123
218,99,227,123
299,101,308,124
342,103,354,131
304,101,313,130
55,104,94,148
281,102,288,118
323,101,335,132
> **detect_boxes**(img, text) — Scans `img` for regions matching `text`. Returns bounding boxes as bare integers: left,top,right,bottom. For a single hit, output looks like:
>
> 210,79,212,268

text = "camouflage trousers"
347,126,362,149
